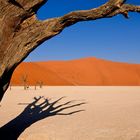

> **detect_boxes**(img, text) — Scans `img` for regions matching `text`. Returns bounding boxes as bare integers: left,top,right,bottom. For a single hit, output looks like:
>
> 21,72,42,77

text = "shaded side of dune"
11,57,140,86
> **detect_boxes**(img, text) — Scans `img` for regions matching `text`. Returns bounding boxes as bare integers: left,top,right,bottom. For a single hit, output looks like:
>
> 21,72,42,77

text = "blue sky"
25,0,140,64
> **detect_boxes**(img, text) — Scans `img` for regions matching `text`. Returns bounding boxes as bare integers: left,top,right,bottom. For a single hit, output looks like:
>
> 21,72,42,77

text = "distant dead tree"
38,81,43,89
34,81,43,90
21,74,28,90
9,84,12,90
0,0,140,101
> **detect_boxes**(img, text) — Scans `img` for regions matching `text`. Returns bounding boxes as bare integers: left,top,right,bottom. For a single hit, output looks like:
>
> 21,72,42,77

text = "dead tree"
34,84,37,90
9,84,12,90
37,81,43,88
0,0,140,101
21,74,28,90
34,81,43,90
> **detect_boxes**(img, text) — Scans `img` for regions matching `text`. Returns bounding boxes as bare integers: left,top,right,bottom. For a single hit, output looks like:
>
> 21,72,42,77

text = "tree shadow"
0,96,86,140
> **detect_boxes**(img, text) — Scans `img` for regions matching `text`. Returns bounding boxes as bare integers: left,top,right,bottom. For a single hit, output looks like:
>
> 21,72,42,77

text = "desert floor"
1,86,140,140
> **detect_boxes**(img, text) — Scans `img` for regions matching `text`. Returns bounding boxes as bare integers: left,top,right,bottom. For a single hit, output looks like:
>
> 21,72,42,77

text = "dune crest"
11,57,140,86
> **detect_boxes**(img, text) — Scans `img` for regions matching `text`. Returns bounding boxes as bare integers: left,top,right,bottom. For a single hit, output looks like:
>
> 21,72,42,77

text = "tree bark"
0,71,13,101
0,0,140,101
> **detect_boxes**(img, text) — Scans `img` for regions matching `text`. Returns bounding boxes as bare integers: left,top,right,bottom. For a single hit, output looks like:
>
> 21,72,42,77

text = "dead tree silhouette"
0,96,86,140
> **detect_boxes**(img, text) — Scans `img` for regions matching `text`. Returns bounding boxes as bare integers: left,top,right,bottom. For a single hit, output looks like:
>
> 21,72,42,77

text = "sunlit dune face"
11,58,140,86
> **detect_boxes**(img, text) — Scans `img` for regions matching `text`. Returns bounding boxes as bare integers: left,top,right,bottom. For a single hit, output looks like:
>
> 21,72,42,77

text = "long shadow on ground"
0,96,86,140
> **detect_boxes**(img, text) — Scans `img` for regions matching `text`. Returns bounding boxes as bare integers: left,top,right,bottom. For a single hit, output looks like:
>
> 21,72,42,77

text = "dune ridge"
11,57,140,86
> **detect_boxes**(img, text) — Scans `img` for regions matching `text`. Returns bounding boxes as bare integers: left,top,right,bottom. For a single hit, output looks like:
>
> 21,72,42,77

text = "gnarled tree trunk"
0,0,140,101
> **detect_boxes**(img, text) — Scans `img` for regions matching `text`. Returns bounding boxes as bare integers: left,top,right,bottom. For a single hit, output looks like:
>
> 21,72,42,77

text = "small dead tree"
38,81,43,89
34,83,37,90
34,81,43,90
0,0,140,101
9,84,12,90
21,74,28,90
34,85,36,90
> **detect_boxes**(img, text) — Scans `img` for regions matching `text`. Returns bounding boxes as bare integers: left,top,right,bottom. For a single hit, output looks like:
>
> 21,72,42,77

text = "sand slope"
11,57,140,86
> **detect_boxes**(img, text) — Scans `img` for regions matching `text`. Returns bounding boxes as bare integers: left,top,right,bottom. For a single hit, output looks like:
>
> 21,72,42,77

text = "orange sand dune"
11,57,140,86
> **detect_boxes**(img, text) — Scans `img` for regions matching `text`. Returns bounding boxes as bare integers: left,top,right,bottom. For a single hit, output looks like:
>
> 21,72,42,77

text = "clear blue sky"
25,0,140,64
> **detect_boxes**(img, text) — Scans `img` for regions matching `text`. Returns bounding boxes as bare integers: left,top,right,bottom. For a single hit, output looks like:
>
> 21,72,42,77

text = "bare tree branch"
108,4,140,18
16,0,140,55
19,0,48,12
50,0,125,32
